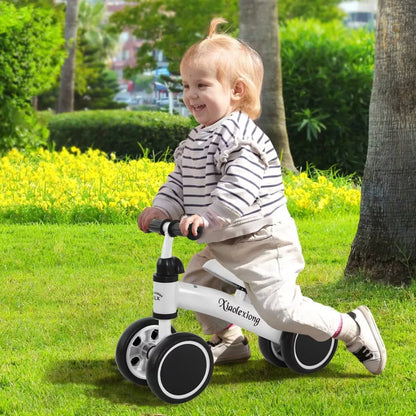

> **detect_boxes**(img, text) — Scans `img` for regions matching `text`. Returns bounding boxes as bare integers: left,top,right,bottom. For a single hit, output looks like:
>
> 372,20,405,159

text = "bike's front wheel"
146,332,213,404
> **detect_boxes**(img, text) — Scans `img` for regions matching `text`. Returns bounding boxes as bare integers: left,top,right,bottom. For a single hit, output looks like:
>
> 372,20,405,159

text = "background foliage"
37,0,123,112
109,4,374,174
1,0,374,175
43,18,374,175
281,19,374,174
109,0,344,75
0,2,65,153
278,0,345,22
109,0,239,75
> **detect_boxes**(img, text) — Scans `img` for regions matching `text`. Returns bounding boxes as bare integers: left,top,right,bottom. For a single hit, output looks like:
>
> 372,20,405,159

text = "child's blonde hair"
180,18,264,120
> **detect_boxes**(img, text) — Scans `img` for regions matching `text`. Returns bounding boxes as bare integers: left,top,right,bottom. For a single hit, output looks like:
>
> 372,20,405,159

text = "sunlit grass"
1,219,415,415
1,149,413,415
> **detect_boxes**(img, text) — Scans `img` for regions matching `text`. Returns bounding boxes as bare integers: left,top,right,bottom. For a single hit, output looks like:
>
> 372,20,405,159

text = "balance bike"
115,220,338,404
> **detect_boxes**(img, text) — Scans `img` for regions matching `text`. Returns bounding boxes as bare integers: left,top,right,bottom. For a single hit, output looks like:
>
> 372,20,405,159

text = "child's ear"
231,80,246,101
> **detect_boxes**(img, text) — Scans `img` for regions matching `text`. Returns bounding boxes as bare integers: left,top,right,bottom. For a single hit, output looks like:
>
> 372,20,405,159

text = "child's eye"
182,84,189,89
198,83,207,89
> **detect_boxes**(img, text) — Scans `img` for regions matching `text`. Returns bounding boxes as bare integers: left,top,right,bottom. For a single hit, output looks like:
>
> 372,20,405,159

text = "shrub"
48,110,196,159
281,19,375,175
0,3,64,153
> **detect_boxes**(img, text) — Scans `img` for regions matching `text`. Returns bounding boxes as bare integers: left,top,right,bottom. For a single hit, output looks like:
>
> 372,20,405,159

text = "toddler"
138,18,386,375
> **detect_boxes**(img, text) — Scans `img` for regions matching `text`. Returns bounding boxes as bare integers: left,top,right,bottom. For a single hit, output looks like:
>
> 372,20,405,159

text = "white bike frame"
152,223,283,344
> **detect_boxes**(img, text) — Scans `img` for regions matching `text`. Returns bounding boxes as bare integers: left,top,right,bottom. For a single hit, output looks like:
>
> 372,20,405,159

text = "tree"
39,0,120,111
8,0,57,7
345,0,416,286
109,0,238,75
77,0,117,62
57,0,80,113
73,43,124,110
239,0,297,171
74,0,120,109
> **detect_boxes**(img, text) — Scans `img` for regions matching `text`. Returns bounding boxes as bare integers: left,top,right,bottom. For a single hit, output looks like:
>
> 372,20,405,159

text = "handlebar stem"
160,222,174,259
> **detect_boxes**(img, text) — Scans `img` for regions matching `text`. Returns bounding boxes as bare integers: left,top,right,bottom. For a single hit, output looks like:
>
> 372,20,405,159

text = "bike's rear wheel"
280,332,338,374
115,317,175,385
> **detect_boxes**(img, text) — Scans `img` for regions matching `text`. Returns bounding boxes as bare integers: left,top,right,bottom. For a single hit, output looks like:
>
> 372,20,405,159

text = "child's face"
181,59,235,126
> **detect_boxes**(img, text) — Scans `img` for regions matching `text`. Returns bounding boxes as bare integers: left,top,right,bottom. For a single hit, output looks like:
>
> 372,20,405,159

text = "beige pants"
182,217,341,341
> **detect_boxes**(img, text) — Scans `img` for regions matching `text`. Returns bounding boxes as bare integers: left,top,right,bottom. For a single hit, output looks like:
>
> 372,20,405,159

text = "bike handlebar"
148,219,203,241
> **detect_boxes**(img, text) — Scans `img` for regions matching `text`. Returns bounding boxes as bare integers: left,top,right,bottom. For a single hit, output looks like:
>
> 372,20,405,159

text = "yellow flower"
0,147,360,222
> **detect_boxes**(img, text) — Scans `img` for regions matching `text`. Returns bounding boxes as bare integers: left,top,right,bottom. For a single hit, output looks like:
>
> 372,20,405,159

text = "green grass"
1,216,415,415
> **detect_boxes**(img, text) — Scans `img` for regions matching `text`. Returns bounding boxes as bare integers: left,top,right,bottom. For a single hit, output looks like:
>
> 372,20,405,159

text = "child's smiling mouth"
191,104,206,112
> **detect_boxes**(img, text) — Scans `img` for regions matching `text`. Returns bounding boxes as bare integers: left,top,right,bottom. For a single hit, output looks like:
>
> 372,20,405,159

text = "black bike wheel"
258,336,287,368
115,317,175,385
280,332,338,374
146,332,213,404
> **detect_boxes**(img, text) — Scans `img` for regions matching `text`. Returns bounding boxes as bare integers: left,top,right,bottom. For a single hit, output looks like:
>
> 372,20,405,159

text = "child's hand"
180,214,204,237
138,207,169,232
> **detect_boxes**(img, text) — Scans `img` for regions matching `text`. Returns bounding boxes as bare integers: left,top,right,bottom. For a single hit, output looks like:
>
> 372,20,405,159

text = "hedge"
48,110,196,159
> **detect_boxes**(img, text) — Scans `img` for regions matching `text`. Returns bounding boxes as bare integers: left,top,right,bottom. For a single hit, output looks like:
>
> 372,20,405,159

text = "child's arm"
151,144,186,221
139,141,188,233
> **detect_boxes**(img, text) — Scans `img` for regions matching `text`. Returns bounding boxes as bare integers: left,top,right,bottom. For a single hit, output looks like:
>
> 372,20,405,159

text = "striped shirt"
153,111,289,243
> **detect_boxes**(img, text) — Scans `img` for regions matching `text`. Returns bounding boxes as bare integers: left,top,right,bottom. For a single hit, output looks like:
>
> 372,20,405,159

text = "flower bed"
0,147,360,223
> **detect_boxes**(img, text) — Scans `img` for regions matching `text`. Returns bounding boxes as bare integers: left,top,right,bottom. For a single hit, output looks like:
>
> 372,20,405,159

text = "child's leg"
209,219,386,374
207,323,251,364
182,246,234,334
182,247,251,364
209,221,340,339
337,307,386,375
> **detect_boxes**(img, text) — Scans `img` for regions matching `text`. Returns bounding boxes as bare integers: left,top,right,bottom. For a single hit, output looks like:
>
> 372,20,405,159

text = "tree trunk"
239,0,297,172
345,0,416,286
57,0,80,113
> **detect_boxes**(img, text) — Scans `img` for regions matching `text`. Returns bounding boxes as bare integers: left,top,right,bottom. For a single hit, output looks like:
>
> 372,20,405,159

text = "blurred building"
104,0,142,82
104,0,168,88
339,0,377,29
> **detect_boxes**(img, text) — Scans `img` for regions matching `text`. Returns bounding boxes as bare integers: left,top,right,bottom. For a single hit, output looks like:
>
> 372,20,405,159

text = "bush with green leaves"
0,3,64,154
48,110,196,159
281,19,375,175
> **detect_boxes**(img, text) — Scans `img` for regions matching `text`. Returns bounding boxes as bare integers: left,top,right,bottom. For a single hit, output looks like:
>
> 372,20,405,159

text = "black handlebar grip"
148,219,165,234
148,219,203,240
167,220,182,237
186,224,203,240
167,221,203,240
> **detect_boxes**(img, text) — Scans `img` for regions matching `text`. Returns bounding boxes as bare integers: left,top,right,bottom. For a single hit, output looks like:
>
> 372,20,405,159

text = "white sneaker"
208,336,251,365
346,305,387,375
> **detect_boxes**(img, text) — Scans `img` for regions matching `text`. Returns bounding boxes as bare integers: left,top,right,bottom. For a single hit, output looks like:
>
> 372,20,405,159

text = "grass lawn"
1,215,415,415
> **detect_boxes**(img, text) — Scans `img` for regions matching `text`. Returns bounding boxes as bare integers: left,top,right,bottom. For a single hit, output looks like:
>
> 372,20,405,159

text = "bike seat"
203,259,246,292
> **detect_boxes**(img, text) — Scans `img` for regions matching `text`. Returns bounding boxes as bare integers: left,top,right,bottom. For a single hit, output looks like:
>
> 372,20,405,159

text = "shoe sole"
214,354,251,365
357,305,387,374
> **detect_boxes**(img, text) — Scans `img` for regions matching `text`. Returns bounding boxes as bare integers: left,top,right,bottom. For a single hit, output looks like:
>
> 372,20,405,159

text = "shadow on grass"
46,358,161,406
46,357,367,407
